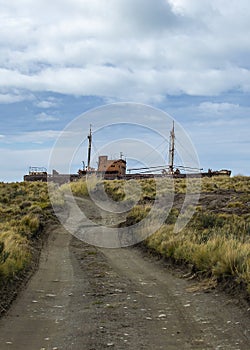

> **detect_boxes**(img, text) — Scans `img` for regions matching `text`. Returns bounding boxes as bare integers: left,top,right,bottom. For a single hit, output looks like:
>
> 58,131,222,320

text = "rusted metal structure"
24,123,231,183
127,122,231,178
97,155,126,179
24,167,47,182
23,167,80,184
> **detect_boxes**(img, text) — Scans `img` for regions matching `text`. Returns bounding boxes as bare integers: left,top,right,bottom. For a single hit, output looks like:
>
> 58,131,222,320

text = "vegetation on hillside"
0,182,58,282
145,210,250,292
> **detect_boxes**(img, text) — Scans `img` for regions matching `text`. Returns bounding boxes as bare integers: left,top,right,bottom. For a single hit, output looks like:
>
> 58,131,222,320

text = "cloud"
1,65,250,102
0,92,33,104
1,0,250,102
0,130,63,145
198,102,240,115
1,0,250,179
36,112,59,122
35,99,58,109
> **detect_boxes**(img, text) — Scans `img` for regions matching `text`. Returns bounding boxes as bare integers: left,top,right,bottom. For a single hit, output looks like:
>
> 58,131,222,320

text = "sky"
1,0,250,181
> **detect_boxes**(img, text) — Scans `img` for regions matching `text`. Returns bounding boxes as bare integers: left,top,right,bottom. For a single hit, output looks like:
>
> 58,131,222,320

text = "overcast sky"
1,0,250,181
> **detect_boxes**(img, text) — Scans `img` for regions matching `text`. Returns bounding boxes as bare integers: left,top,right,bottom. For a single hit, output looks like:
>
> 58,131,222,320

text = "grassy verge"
144,212,250,293
0,181,61,283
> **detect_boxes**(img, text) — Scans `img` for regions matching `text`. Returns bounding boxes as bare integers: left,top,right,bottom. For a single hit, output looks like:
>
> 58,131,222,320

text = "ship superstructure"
24,123,231,183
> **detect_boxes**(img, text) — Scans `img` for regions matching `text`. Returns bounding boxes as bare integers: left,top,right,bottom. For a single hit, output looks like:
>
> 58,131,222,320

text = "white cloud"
1,0,250,180
0,92,33,104
35,99,58,109
1,0,250,102
198,102,240,115
0,130,63,145
36,112,59,122
1,65,250,102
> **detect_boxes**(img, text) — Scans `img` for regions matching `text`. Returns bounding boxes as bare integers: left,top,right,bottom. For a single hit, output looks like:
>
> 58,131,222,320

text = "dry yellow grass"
0,181,56,280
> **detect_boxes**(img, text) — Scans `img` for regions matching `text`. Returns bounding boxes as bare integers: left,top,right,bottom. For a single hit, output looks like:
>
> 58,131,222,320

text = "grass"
0,181,60,282
137,177,250,293
145,220,250,284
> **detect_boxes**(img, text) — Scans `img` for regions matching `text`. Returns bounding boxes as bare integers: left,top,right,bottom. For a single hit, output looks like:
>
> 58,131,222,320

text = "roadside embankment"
0,181,62,315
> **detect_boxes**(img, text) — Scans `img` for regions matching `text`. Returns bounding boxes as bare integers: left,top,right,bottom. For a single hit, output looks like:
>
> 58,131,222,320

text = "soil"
0,194,250,349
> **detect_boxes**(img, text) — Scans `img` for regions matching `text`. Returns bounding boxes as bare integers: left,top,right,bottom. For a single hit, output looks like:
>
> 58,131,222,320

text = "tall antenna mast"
87,124,92,171
168,121,175,174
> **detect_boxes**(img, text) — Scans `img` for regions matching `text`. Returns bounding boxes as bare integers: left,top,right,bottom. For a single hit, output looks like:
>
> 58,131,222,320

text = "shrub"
19,214,40,238
165,208,179,224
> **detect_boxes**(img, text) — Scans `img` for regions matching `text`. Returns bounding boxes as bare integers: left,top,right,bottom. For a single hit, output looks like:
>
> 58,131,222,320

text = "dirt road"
0,199,250,349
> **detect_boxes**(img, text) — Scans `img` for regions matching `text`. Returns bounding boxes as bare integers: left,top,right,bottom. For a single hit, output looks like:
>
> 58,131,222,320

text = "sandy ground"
0,196,250,349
